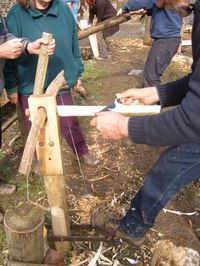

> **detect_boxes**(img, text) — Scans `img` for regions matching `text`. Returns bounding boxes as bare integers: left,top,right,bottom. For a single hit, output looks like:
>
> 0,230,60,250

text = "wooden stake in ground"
143,16,152,45
4,202,44,264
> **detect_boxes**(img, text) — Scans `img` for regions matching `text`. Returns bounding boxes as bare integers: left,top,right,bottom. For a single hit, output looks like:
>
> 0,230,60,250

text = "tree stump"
143,16,152,46
4,202,45,264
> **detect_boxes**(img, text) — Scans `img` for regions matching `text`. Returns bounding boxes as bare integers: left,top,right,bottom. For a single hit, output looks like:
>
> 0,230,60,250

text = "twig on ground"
88,174,112,182
29,200,50,212
8,132,21,146
163,208,197,216
67,258,90,266
88,242,103,266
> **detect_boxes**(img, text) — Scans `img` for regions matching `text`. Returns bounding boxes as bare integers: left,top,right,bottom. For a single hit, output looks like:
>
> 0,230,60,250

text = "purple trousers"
18,93,88,156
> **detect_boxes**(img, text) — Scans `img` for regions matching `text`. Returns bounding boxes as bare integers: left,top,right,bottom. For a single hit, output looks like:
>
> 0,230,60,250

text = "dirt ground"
0,20,200,265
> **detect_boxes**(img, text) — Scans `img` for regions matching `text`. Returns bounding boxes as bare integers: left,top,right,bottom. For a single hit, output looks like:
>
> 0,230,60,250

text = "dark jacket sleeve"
95,0,107,22
128,59,200,146
157,75,191,107
3,13,20,94
89,7,95,24
1,16,15,41
3,15,28,53
4,7,31,94
89,0,107,24
4,60,18,94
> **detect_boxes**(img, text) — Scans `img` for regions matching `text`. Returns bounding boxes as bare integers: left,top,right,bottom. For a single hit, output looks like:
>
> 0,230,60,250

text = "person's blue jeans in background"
63,0,80,21
71,0,80,21
120,143,200,237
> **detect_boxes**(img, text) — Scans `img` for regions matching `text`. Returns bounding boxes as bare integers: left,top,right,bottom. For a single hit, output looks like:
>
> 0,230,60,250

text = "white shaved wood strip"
67,258,90,266
8,132,21,146
181,40,192,46
29,200,50,212
88,174,112,182
112,260,120,266
88,242,103,266
163,208,197,216
99,254,112,264
57,105,161,117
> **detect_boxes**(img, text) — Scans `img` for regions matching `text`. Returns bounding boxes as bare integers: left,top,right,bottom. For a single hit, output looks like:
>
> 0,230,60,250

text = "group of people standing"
0,0,199,249
0,0,101,207
85,0,182,85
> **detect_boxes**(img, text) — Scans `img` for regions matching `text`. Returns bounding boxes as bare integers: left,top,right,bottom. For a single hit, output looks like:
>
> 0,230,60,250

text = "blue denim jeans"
71,0,80,21
63,0,80,21
120,143,200,237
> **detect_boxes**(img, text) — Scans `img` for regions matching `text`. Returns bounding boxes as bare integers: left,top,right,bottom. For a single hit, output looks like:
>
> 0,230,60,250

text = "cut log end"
4,202,45,263
4,202,43,233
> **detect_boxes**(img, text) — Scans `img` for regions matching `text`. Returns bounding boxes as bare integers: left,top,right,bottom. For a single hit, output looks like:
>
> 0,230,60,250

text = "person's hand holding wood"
26,38,55,55
73,79,87,99
90,112,129,140
116,87,159,105
0,39,23,59
7,92,18,104
73,79,82,92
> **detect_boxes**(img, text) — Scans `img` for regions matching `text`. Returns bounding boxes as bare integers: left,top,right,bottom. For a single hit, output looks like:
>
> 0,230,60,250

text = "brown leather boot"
91,213,145,247
80,153,100,167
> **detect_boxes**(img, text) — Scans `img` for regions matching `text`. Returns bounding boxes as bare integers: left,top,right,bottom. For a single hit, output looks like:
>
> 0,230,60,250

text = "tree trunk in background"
177,19,186,54
143,16,152,45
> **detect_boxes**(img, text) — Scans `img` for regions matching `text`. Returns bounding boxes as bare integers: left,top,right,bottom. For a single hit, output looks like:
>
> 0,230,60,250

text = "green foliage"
82,61,107,100
162,60,191,83
0,226,7,263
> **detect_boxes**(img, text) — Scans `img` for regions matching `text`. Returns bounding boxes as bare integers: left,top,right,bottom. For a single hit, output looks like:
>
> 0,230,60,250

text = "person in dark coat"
90,0,199,246
86,0,119,59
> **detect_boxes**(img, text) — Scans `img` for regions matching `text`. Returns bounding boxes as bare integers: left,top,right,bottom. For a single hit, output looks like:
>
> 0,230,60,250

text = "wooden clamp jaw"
28,94,63,176
34,32,53,95
19,70,67,176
